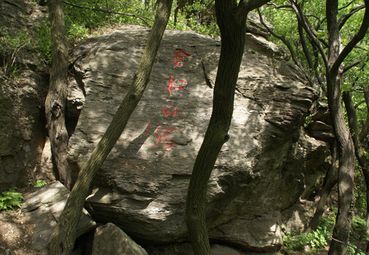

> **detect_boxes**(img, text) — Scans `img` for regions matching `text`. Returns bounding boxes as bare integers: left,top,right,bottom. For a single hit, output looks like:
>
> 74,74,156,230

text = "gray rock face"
21,181,96,251
68,26,328,250
0,70,47,190
0,0,49,191
92,223,148,255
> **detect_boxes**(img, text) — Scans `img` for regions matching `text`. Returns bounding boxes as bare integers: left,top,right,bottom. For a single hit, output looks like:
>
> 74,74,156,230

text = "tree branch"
239,0,271,12
338,4,365,30
342,60,361,74
63,1,151,27
266,2,292,9
331,0,369,75
257,10,299,65
339,0,355,10
290,0,328,70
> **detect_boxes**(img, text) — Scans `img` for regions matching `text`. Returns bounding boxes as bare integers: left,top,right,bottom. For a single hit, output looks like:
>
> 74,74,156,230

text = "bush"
34,179,47,188
283,226,329,252
0,28,31,76
35,20,52,61
0,189,23,211
282,214,368,254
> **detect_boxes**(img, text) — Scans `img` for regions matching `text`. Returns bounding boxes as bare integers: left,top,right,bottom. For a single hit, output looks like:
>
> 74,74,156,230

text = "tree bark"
45,0,71,189
343,90,369,254
327,68,356,255
48,0,173,253
326,1,356,254
185,0,269,253
288,1,368,253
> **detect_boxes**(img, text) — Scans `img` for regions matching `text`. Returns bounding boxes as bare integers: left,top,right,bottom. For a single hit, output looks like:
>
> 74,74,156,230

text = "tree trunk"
45,0,71,189
325,0,357,253
307,143,337,231
343,91,369,254
48,0,173,253
287,0,367,251
326,3,355,254
185,1,270,253
327,72,356,255
185,1,247,253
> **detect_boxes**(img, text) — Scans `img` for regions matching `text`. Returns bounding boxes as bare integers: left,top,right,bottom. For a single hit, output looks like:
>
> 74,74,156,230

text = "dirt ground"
0,209,43,255
0,185,47,255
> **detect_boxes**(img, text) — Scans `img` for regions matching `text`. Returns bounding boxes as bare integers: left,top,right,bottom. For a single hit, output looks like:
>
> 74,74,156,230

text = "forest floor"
0,186,44,255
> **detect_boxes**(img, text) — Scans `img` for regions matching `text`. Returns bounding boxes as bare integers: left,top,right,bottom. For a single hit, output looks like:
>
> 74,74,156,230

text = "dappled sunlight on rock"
67,26,328,250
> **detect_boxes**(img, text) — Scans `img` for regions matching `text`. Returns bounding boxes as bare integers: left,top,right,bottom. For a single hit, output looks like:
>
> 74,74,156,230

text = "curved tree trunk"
326,2,355,252
343,90,369,254
46,0,71,189
327,82,355,255
185,0,269,253
48,0,173,253
326,0,369,253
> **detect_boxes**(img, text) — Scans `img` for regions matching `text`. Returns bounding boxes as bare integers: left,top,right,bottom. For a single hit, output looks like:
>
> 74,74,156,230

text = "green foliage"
67,22,89,41
168,0,219,36
282,214,367,254
0,28,31,76
64,0,154,32
354,167,367,218
0,189,23,211
34,179,47,188
283,226,330,252
351,216,368,243
35,20,52,61
347,244,366,255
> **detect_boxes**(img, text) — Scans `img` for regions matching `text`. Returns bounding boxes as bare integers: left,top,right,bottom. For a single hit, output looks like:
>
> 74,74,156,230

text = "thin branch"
63,1,151,27
297,19,314,69
257,10,300,66
290,0,328,70
339,4,365,30
240,0,271,12
339,0,355,11
266,2,292,10
331,0,369,75
343,60,361,74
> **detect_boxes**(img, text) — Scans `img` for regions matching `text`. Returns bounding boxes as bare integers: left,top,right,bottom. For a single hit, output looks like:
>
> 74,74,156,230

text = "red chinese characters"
163,105,178,117
173,49,191,68
148,48,191,150
153,126,176,149
167,75,188,96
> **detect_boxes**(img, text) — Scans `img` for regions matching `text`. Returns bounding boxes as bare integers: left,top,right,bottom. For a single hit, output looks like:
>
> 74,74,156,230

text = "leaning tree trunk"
48,0,173,253
185,0,269,253
45,0,71,189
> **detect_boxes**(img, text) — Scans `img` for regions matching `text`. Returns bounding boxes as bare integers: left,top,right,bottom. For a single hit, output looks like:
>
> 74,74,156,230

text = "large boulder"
67,26,328,251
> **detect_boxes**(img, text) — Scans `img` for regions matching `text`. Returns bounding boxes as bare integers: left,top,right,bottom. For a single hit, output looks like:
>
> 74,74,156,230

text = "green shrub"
35,20,52,61
347,244,366,255
67,22,89,41
0,28,31,76
0,189,23,211
283,226,329,252
282,214,368,254
34,179,47,188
